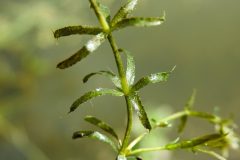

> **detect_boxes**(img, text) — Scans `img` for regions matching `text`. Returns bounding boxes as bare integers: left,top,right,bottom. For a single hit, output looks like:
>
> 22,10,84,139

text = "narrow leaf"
132,72,169,92
125,50,135,86
53,25,102,38
185,89,196,110
178,116,188,133
97,1,111,23
130,94,151,130
57,32,106,69
113,16,165,31
89,0,110,31
111,0,138,26
178,90,197,133
72,130,118,152
83,70,121,88
195,148,226,160
164,133,225,150
127,133,147,150
84,115,119,140
69,88,124,113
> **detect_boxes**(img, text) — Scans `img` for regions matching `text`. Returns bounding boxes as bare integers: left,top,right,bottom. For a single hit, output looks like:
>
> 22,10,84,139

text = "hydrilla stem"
107,33,133,155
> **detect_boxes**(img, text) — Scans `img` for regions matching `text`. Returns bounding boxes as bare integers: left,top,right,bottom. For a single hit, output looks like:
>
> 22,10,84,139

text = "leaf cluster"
53,1,239,160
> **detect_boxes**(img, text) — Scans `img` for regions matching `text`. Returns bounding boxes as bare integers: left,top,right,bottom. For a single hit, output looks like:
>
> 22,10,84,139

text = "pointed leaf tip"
165,133,224,150
83,70,121,88
53,25,102,38
89,0,110,31
56,32,106,69
57,47,89,69
113,17,165,31
185,89,197,110
132,72,169,92
84,115,119,140
69,88,124,113
119,49,136,86
130,95,151,130
111,0,139,26
73,130,118,151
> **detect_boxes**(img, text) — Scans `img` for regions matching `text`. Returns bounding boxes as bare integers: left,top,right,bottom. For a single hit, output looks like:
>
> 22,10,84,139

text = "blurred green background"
0,0,239,159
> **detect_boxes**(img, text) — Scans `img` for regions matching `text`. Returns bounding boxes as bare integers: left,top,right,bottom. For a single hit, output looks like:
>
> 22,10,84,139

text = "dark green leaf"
111,0,138,26
83,70,121,88
84,115,119,140
69,88,124,113
131,72,169,92
164,133,225,150
113,16,165,31
178,116,188,133
53,25,102,38
57,32,106,69
72,130,118,152
89,0,110,31
130,94,151,130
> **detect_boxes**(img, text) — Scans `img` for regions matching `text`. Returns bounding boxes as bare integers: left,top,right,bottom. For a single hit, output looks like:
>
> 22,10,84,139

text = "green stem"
107,33,133,155
128,146,165,156
155,110,222,128
121,96,133,154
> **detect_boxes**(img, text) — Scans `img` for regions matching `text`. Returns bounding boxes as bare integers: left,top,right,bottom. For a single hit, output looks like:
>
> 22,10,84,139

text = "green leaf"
72,130,118,152
125,50,135,86
84,115,119,140
164,133,225,150
57,32,106,69
185,89,196,110
89,0,110,31
53,25,103,38
113,16,165,31
178,116,188,133
178,90,197,133
131,72,169,92
130,94,151,130
127,133,147,150
194,148,226,160
97,1,111,23
83,70,121,88
69,88,124,113
111,0,139,27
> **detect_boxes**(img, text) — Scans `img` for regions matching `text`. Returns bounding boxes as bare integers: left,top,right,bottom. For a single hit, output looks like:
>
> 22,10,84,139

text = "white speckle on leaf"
126,0,138,11
147,20,162,26
96,88,102,92
150,74,158,81
96,132,106,141
131,99,139,112
86,33,105,52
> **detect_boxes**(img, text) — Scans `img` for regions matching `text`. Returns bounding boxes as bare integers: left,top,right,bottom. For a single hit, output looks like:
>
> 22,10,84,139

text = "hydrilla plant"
54,0,239,160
